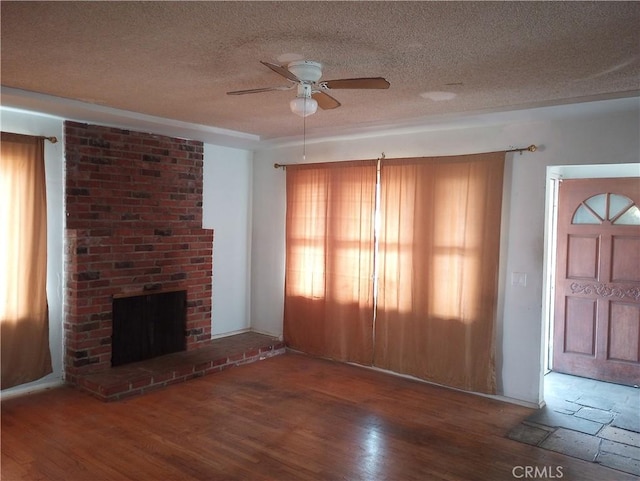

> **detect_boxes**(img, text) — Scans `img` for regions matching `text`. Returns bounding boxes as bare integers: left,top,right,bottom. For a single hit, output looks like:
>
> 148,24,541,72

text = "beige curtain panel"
284,161,377,365
374,153,505,394
1,132,52,390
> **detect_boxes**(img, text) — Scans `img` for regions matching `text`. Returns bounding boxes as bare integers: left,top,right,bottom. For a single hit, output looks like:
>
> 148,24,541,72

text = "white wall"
203,144,253,337
250,158,287,338
0,108,65,396
250,97,640,405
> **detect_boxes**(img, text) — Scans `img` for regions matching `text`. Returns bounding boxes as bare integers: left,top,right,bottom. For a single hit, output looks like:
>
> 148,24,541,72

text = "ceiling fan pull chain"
303,98,307,162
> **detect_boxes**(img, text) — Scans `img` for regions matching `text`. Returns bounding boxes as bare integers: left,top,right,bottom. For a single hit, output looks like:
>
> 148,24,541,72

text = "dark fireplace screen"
112,290,187,366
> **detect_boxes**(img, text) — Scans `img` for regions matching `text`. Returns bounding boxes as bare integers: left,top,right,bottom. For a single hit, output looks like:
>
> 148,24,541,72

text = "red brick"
152,372,174,384
130,376,153,389
101,382,131,397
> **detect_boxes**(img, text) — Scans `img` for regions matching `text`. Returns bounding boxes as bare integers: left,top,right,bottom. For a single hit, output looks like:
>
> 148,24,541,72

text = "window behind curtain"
284,160,377,365
1,132,52,390
283,153,505,394
374,153,505,394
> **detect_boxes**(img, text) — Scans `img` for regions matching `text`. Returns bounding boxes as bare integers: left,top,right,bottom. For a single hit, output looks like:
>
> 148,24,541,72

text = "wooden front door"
553,177,640,385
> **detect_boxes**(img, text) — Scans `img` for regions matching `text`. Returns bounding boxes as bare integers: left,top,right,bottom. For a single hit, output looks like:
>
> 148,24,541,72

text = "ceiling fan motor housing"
288,60,323,83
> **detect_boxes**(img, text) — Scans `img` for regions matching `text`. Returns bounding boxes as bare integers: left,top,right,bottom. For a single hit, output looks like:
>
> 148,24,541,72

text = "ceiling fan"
227,60,390,117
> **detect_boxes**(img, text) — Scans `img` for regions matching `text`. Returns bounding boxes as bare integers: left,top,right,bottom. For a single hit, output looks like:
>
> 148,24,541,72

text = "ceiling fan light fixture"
290,96,318,117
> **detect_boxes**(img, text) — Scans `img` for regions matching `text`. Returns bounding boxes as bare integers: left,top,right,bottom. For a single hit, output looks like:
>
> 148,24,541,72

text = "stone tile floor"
508,371,640,477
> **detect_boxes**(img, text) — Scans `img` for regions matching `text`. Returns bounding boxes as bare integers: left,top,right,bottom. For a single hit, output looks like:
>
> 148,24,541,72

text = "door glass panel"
614,205,640,225
609,194,633,220
584,194,607,219
572,204,601,224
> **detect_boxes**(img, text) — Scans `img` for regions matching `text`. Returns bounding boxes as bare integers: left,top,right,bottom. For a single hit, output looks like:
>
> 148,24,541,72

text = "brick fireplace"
64,121,214,385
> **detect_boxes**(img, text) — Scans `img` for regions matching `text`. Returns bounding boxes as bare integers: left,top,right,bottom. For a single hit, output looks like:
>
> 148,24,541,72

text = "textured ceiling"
1,1,639,144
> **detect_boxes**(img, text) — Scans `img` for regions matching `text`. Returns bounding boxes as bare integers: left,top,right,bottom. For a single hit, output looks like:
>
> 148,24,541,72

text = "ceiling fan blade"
312,91,341,110
227,85,293,95
260,61,300,82
322,77,390,89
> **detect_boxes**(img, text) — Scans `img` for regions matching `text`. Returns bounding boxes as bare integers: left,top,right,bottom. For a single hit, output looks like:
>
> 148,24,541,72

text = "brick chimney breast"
64,122,213,383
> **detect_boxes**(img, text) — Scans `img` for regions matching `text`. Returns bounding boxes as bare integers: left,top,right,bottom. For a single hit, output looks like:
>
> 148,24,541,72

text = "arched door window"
572,193,640,225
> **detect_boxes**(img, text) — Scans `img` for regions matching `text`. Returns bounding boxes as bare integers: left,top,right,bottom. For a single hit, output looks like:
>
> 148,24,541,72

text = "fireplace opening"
112,290,187,367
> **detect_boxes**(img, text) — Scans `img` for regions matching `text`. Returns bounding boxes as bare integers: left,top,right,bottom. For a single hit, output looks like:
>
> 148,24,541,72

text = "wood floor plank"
1,353,633,481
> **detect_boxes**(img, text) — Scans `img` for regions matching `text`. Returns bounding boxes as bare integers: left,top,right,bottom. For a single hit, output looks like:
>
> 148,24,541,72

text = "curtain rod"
273,144,537,169
2,131,59,144
507,144,537,154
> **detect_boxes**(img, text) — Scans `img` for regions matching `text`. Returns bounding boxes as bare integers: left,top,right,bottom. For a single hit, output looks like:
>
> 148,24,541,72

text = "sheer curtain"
1,132,52,389
284,161,377,364
374,153,505,394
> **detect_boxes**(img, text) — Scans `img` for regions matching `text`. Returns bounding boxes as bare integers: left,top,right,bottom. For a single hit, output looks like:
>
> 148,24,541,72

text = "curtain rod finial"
507,144,538,154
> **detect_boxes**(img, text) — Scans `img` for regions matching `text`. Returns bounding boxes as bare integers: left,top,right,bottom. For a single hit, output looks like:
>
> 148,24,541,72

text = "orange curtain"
284,161,377,364
1,132,52,390
374,153,505,394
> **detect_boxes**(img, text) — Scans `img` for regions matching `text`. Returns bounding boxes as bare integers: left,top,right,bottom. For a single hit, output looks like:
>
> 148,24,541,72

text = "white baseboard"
248,328,283,341
210,328,283,341
344,359,544,409
1,379,67,401
210,328,251,339
485,394,545,409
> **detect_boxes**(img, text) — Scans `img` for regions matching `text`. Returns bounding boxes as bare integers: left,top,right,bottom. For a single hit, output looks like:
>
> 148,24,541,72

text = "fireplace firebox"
112,290,187,367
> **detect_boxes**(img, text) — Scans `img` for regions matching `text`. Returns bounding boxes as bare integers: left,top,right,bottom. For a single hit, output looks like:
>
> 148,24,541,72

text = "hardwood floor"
1,353,633,481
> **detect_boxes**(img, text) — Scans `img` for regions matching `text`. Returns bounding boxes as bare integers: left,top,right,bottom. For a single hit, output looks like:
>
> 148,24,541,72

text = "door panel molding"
566,234,599,279
563,297,597,356
607,302,640,363
611,236,640,282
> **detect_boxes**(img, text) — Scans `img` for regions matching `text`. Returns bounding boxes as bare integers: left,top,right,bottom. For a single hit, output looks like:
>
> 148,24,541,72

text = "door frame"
541,163,640,401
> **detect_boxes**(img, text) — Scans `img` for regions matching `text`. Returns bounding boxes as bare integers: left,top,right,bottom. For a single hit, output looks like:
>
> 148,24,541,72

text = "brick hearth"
75,332,285,401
